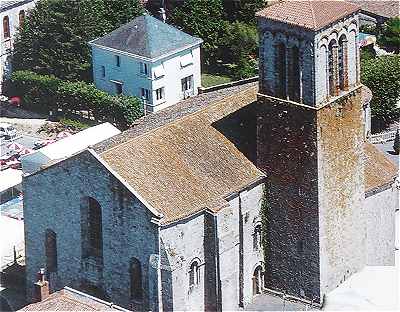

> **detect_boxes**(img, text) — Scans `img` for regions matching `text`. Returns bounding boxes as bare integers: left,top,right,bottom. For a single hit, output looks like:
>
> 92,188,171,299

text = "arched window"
338,35,348,91
253,265,264,296
19,10,25,27
288,46,300,102
253,224,262,251
81,197,103,260
189,260,200,287
3,16,10,39
130,258,143,301
276,43,287,99
45,229,57,272
328,40,338,96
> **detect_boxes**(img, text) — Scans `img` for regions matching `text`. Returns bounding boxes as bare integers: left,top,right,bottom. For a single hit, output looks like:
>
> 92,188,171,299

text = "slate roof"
256,0,360,31
349,0,400,19
364,142,398,195
90,15,202,60
100,84,264,223
20,287,128,311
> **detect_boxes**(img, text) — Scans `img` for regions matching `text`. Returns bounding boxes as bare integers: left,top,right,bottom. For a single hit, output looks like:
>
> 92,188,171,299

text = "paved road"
374,141,399,168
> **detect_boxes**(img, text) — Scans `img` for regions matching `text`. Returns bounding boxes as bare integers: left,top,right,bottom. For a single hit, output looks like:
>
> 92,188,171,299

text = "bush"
6,70,143,128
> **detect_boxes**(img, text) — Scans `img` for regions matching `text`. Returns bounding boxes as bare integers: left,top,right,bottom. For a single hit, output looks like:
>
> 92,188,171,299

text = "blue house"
89,15,203,113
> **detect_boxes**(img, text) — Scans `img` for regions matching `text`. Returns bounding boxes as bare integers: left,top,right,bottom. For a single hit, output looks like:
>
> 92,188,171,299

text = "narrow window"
140,62,148,75
101,66,105,78
45,229,57,272
130,258,143,301
253,224,262,251
181,75,193,93
115,82,123,95
19,10,25,27
3,16,10,39
115,55,120,67
338,35,348,91
189,261,200,287
328,40,338,96
141,88,150,101
253,265,264,295
276,43,286,99
155,87,164,101
88,197,103,258
288,46,300,102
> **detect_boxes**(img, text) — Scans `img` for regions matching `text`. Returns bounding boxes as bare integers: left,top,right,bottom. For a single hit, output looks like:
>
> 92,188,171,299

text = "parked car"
0,123,17,139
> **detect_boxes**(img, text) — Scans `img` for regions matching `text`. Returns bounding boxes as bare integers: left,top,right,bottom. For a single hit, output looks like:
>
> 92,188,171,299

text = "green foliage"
201,73,232,88
361,55,400,131
12,0,144,82
222,0,266,24
380,17,400,53
170,0,225,65
60,118,91,131
7,70,143,128
394,130,400,155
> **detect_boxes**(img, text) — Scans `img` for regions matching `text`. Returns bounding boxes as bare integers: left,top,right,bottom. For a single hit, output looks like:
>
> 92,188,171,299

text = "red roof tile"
257,0,360,31
349,0,399,19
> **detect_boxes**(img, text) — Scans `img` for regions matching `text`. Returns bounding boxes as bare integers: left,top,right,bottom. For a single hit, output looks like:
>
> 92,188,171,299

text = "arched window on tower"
189,260,200,288
253,224,262,251
3,16,10,39
130,258,143,301
19,10,25,27
45,229,57,272
252,265,264,296
81,197,103,260
338,35,348,91
328,40,338,97
288,46,300,102
276,43,287,99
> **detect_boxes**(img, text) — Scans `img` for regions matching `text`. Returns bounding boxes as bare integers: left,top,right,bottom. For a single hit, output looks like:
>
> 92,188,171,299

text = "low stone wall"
198,76,259,94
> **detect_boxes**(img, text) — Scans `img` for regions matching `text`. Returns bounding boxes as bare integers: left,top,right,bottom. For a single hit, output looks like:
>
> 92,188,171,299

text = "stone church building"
24,1,398,311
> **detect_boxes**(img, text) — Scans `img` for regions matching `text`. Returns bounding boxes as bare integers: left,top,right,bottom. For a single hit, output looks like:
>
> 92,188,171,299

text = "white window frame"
180,52,193,68
155,87,165,102
181,75,193,92
153,64,165,79
140,88,150,101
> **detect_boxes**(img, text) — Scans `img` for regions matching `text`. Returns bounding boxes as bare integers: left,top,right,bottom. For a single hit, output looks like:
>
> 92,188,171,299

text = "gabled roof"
256,0,360,31
349,0,400,19
90,15,202,60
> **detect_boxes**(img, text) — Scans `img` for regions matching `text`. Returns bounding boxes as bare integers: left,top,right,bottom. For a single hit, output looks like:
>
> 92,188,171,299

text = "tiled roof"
90,15,202,60
364,142,398,194
0,0,33,12
19,287,128,311
100,84,265,223
256,0,360,31
349,0,399,19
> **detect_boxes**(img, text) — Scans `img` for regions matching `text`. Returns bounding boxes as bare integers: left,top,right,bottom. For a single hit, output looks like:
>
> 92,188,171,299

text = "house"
0,0,36,92
23,1,398,311
348,0,400,26
89,15,203,113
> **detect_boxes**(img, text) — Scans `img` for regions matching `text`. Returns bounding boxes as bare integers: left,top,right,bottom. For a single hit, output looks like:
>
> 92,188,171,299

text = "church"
23,1,398,311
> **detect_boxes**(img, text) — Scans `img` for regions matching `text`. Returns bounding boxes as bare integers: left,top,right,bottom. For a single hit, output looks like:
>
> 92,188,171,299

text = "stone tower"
256,1,364,303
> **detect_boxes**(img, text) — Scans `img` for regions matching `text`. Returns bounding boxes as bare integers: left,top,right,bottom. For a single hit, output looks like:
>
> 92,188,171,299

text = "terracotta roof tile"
256,0,360,31
364,142,398,194
349,0,400,19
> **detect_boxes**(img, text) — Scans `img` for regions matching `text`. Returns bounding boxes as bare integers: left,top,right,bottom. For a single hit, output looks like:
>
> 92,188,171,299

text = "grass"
60,118,91,131
201,73,233,88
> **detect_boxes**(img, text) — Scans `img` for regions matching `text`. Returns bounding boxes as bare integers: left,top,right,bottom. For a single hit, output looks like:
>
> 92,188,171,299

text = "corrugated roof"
256,0,360,31
349,0,399,19
90,15,202,60
100,85,265,223
364,142,398,194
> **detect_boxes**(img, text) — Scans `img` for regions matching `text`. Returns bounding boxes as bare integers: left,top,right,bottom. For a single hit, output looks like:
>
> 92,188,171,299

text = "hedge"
6,70,143,128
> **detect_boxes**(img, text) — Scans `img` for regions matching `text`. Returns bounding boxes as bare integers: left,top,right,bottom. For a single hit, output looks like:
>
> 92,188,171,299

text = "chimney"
33,268,49,303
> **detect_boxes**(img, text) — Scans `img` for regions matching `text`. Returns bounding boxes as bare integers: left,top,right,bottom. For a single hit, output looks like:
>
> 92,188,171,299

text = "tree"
103,0,145,28
361,55,400,132
379,17,400,53
12,0,144,82
169,0,225,65
394,129,400,155
223,0,267,24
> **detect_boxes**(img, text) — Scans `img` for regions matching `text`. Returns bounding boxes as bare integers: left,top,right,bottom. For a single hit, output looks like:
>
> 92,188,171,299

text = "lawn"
201,73,233,88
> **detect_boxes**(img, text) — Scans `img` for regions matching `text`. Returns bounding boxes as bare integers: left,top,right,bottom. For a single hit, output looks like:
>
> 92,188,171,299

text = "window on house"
19,10,25,27
87,197,103,258
3,16,10,39
288,46,300,102
155,87,164,101
338,35,347,91
181,75,193,93
253,224,262,251
328,40,338,96
276,43,287,99
115,55,120,67
45,229,57,272
140,62,149,76
101,66,105,78
130,258,143,301
140,88,150,101
253,265,264,296
180,53,193,68
189,260,200,287
115,82,123,95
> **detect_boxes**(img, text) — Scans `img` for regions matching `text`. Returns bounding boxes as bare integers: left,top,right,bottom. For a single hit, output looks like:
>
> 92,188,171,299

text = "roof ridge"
309,0,317,29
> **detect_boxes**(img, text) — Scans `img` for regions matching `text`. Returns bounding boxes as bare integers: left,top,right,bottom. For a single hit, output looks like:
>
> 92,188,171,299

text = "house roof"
19,287,128,311
0,0,33,12
348,0,399,19
99,84,265,223
256,0,360,31
90,14,202,60
364,142,398,194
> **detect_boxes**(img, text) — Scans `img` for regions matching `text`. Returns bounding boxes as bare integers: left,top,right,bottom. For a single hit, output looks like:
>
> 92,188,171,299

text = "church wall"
159,212,206,311
317,88,366,296
365,184,398,266
23,150,160,311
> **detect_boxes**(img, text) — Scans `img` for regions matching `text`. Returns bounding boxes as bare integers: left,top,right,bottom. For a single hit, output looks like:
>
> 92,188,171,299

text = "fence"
369,130,397,144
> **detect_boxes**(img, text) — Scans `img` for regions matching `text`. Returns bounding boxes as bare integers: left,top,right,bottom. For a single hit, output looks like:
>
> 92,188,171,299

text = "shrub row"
6,70,143,128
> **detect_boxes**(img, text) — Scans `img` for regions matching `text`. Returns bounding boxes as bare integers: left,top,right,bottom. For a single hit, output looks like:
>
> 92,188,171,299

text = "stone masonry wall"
23,150,160,310
317,88,365,296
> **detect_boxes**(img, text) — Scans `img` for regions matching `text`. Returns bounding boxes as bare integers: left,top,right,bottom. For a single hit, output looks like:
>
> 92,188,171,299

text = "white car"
0,123,17,139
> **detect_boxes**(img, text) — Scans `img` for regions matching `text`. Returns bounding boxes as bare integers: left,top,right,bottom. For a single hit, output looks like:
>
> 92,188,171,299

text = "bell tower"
256,1,364,303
